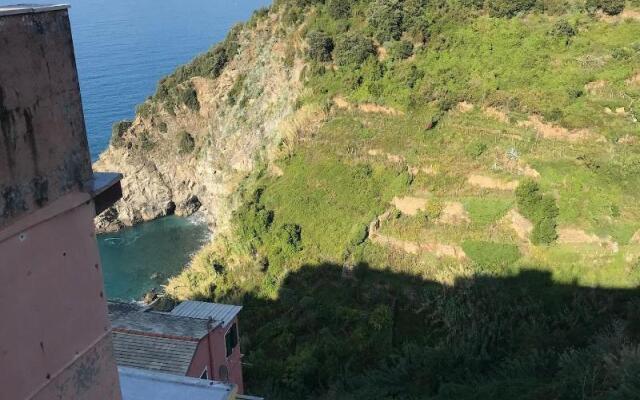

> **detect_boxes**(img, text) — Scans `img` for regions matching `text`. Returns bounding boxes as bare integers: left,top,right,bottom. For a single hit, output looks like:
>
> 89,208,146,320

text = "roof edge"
0,4,70,17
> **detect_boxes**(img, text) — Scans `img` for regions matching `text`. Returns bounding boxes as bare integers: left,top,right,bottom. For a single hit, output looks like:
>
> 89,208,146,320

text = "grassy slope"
166,1,640,398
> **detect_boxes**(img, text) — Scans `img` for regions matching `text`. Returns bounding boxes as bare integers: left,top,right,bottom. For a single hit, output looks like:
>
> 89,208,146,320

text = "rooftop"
119,367,237,400
0,4,69,16
171,301,243,327
108,302,211,340
113,332,198,376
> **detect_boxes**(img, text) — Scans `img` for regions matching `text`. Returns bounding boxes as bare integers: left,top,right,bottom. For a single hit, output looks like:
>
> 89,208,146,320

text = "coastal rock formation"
94,12,304,232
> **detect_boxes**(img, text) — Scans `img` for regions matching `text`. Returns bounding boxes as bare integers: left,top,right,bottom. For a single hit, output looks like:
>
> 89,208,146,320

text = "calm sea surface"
33,0,270,300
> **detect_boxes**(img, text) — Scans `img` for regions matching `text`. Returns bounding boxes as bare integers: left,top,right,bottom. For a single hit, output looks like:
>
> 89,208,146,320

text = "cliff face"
93,11,305,232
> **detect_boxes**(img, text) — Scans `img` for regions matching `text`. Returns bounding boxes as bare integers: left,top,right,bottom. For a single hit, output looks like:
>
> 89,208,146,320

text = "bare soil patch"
334,96,403,116
457,101,474,113
391,196,428,216
368,209,466,259
585,80,607,95
504,209,533,241
558,227,619,252
630,230,640,244
627,72,640,87
438,202,470,225
483,106,509,123
522,115,605,143
468,174,519,191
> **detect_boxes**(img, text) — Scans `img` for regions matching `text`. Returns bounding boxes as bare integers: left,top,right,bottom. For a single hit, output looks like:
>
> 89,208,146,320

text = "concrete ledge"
0,4,69,17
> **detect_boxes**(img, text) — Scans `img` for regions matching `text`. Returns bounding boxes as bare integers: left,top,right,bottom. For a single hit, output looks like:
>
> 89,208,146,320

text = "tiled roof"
108,302,210,339
113,332,198,376
119,366,237,400
171,301,243,327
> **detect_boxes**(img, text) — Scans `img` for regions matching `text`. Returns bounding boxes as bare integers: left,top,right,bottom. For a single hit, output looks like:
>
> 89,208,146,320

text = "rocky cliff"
94,10,305,232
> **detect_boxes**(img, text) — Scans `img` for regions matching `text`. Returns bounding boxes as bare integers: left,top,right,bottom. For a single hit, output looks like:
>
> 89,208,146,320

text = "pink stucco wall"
0,194,121,400
185,317,244,394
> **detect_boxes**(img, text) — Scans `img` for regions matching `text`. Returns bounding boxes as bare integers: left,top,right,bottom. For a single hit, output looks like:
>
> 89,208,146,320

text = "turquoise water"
36,0,271,299
98,216,210,300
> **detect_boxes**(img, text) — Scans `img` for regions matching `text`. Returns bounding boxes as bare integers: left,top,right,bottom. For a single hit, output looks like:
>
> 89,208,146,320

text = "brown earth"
520,115,605,143
468,174,519,191
483,106,509,123
334,96,403,116
504,209,533,241
558,228,619,252
391,196,428,216
438,202,471,225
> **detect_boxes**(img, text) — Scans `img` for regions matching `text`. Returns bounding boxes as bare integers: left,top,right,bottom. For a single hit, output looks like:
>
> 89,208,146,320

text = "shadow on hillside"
239,262,640,400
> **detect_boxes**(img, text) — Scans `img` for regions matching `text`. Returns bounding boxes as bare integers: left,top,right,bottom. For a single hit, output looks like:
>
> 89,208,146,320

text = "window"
200,368,208,380
225,323,238,357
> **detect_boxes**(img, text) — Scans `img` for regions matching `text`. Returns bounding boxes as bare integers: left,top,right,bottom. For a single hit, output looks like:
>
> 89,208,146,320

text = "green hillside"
165,0,640,398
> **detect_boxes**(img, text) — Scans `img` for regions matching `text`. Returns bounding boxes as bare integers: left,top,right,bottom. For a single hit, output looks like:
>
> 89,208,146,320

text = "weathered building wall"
0,6,121,400
0,7,92,229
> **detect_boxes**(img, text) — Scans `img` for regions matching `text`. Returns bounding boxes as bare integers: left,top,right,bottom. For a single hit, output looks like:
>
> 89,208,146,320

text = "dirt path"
368,209,466,259
468,174,519,191
438,201,470,225
558,227,619,252
391,196,428,216
520,115,606,143
334,96,404,116
504,209,533,242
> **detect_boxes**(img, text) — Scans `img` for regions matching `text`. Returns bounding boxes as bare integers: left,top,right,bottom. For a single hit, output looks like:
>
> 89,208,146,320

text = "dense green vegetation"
164,0,640,398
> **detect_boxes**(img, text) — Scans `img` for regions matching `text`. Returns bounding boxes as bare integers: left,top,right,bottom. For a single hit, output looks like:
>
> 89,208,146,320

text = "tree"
307,31,334,62
367,0,403,42
486,0,537,17
327,0,353,19
333,33,376,66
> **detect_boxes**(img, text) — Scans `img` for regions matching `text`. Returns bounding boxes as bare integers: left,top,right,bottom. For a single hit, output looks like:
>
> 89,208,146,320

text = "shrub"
586,0,625,15
110,120,132,147
462,241,521,269
531,217,558,245
158,122,168,133
307,31,334,62
516,179,559,244
139,131,155,151
349,223,369,247
551,19,576,38
227,74,246,106
367,0,403,42
327,0,352,19
486,0,536,17
466,141,488,159
181,85,200,111
333,33,376,66
177,130,195,154
388,40,414,60
136,102,152,119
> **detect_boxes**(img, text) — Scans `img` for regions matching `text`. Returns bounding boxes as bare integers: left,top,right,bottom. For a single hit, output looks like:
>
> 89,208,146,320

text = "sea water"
35,0,271,299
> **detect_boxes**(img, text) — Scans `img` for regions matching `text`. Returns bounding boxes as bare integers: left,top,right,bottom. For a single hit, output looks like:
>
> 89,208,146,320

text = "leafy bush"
366,0,403,42
486,0,536,17
181,85,200,111
327,0,353,19
227,74,246,106
516,179,559,244
177,130,195,154
307,31,334,62
111,120,132,147
333,33,376,66
531,217,558,245
349,223,369,247
551,19,576,38
465,141,488,159
586,0,625,15
158,122,168,133
462,240,521,269
388,40,414,60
